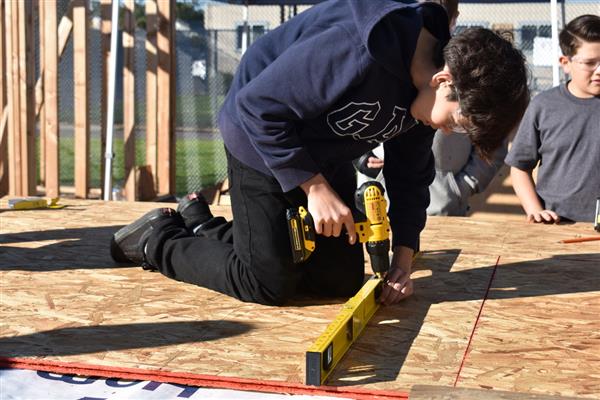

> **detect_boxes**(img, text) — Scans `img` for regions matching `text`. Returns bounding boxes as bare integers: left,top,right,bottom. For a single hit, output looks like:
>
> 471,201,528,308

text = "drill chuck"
367,240,390,275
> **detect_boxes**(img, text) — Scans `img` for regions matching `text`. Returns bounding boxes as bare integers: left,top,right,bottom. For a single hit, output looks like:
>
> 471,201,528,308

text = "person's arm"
504,97,559,223
380,124,436,304
235,25,366,193
459,135,508,195
510,166,560,223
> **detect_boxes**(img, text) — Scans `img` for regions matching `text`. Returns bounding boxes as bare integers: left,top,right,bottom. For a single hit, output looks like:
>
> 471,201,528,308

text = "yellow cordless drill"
286,181,391,277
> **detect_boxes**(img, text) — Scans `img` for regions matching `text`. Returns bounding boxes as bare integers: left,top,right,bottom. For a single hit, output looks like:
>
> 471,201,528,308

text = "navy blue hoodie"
219,0,450,251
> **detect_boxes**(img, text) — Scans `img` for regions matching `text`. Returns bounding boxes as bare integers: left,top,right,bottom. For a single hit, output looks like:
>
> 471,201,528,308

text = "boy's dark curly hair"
444,28,530,161
559,14,600,57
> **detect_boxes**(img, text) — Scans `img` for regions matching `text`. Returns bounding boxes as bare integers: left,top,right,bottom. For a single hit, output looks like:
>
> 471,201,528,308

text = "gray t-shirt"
505,84,600,222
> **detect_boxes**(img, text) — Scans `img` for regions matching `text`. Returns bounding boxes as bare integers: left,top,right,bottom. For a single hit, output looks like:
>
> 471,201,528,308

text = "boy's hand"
380,266,414,305
300,174,357,244
379,246,414,305
527,209,560,224
366,156,384,169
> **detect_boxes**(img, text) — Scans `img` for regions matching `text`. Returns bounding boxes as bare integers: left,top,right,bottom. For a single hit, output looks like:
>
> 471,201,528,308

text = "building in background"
204,0,599,93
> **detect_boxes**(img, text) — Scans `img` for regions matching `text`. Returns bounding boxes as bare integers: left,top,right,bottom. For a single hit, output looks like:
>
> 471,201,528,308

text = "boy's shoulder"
531,85,565,103
527,84,578,113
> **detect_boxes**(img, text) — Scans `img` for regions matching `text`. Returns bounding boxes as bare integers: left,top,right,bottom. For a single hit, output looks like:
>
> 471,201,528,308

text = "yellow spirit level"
305,277,382,386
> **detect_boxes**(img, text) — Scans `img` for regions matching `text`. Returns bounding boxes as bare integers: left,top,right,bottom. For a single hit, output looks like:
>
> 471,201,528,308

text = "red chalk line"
453,255,501,387
0,356,408,400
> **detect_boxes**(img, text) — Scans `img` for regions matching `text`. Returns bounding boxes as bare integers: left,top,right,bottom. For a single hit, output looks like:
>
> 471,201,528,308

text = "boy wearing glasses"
506,14,600,223
111,0,528,306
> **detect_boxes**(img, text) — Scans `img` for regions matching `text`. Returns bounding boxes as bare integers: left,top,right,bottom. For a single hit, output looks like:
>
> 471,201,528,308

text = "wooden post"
37,0,45,186
6,1,22,195
35,3,73,117
156,0,175,196
44,0,59,198
100,0,111,199
123,0,136,201
17,0,35,194
37,2,73,188
145,0,158,193
0,0,8,196
73,0,89,198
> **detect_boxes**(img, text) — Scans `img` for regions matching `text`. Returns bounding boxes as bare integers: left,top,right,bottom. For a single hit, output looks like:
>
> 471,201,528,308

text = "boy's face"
559,40,600,98
410,67,472,134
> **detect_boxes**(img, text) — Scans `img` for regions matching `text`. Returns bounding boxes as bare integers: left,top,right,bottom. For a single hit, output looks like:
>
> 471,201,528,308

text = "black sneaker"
110,208,179,266
177,191,213,233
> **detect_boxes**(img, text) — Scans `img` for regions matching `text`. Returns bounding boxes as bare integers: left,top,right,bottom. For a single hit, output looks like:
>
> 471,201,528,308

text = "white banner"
0,369,347,400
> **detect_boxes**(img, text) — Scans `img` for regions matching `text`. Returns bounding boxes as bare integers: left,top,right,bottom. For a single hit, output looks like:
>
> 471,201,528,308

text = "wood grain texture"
0,202,598,398
43,1,59,198
73,0,89,199
144,0,158,190
122,0,136,201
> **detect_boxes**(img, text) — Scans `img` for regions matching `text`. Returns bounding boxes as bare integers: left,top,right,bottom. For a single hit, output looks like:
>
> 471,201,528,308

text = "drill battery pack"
286,206,316,263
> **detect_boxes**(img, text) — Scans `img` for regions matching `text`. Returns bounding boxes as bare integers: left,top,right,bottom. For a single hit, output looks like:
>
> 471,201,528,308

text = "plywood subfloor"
1,198,598,398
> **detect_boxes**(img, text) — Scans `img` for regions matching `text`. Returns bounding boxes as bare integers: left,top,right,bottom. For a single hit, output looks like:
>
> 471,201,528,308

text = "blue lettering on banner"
37,371,96,385
34,371,200,398
106,377,140,388
142,381,162,390
142,381,199,398
170,383,200,398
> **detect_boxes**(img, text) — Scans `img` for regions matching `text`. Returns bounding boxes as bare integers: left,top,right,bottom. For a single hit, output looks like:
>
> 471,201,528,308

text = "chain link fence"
47,0,598,197
457,0,598,95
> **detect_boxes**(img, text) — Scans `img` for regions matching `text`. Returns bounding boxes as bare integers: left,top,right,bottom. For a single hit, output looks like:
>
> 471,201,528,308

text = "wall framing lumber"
0,0,8,196
145,0,158,192
6,1,22,195
123,0,136,201
43,1,59,198
73,0,89,199
37,0,46,185
37,1,74,189
156,0,175,196
34,2,73,118
17,0,36,195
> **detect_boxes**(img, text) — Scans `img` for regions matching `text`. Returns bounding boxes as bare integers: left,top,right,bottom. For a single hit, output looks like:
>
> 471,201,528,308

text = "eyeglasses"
569,56,600,72
447,84,471,134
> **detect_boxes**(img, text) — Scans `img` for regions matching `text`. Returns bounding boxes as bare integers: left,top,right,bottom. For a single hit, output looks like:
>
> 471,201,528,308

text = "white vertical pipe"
103,0,120,200
241,3,249,55
550,0,560,86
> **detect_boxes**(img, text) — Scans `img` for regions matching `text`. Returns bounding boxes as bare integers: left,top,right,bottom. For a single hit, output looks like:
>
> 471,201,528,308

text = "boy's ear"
430,65,453,88
559,55,571,74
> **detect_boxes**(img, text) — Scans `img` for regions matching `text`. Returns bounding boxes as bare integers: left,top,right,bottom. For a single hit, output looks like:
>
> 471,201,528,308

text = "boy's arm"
460,136,508,195
383,124,436,252
504,96,559,223
510,166,559,223
235,25,365,193
381,124,436,304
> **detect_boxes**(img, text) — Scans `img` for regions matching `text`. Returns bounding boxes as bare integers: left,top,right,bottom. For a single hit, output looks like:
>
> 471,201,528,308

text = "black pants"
145,149,365,305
